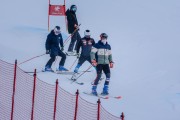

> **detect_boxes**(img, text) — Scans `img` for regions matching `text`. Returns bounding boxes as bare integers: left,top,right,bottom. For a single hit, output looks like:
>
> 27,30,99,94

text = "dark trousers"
78,55,91,65
93,64,110,85
68,31,81,52
46,50,66,67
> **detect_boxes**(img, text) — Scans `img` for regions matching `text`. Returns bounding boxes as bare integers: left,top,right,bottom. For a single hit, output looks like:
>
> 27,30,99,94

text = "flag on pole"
48,0,66,31
49,5,65,16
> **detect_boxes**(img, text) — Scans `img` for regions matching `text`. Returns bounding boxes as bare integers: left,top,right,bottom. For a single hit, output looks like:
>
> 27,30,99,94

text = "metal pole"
19,53,46,65
48,0,50,31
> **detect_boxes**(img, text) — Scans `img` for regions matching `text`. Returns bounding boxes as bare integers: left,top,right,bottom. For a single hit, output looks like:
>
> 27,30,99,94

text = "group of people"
44,5,114,96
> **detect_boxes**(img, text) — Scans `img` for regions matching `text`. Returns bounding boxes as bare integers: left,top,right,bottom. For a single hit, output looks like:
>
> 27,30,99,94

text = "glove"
109,62,114,68
77,53,80,58
61,46,64,51
46,50,50,54
91,60,97,67
74,24,80,30
74,24,78,29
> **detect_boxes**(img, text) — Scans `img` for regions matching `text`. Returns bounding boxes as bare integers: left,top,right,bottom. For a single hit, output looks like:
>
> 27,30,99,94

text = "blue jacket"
45,30,63,56
77,37,95,56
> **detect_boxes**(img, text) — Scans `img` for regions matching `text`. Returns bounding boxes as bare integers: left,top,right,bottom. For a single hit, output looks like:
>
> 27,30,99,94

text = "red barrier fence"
0,59,124,120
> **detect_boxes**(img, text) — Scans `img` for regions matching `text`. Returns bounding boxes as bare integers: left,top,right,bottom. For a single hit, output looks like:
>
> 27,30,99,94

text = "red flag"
49,5,65,16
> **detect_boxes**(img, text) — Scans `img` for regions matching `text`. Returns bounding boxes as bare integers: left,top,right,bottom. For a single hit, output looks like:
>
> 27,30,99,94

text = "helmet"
100,33,108,39
54,26,61,35
70,5,77,12
84,29,91,37
55,26,60,30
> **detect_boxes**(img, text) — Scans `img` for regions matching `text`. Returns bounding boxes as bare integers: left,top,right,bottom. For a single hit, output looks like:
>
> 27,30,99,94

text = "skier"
66,5,81,55
73,30,95,74
90,33,114,96
45,26,68,72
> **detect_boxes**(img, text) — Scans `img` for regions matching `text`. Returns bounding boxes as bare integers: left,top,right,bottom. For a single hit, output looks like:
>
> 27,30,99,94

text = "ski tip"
79,83,84,85
104,96,109,99
114,96,122,99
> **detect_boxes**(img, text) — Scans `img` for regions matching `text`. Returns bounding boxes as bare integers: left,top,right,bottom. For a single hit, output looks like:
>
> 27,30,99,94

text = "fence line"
0,59,124,120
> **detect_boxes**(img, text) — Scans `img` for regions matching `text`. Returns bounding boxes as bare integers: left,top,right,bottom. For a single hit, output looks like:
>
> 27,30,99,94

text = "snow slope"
0,0,180,119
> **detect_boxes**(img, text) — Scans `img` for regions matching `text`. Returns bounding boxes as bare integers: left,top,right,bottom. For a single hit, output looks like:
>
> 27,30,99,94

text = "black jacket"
77,37,95,56
45,30,63,56
65,9,78,34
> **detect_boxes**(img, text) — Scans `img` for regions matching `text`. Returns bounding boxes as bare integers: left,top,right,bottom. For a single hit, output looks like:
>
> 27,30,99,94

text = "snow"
0,0,180,119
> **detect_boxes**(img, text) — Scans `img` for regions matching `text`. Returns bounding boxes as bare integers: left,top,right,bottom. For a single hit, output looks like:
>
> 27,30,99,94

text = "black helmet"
70,5,77,12
100,33,108,39
54,26,61,35
55,26,60,30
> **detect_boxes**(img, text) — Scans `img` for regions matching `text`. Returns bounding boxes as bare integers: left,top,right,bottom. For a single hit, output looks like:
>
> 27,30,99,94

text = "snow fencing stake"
74,89,79,120
97,99,101,120
121,112,125,120
53,79,58,120
31,69,37,120
11,60,17,120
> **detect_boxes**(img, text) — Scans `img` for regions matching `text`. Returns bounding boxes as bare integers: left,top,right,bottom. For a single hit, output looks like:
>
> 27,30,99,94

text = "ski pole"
69,57,78,70
71,65,92,83
19,53,46,65
63,24,81,46
53,56,58,66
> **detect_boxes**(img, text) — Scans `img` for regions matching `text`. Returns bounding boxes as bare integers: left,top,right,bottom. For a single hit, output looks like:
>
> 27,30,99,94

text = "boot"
101,85,109,95
91,86,98,96
45,65,54,72
58,66,68,71
74,64,81,73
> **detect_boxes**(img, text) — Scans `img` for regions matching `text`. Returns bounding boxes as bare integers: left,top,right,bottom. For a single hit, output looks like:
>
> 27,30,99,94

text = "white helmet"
84,29,91,37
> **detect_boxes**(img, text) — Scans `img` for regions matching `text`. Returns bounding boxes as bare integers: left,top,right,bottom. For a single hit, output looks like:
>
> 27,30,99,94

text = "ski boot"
58,66,68,71
91,86,98,96
74,64,81,73
44,66,54,72
101,85,109,96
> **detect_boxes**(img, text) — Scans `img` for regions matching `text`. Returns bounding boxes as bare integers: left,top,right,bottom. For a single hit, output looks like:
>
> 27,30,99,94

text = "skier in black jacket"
66,5,81,55
45,26,68,72
73,30,95,73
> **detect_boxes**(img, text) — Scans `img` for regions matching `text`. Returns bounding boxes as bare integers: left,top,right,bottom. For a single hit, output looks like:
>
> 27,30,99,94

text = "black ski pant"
93,64,110,86
46,50,66,68
78,55,91,65
68,31,81,52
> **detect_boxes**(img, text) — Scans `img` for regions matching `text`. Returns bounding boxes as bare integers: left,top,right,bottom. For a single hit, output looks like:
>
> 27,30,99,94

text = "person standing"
66,5,81,55
73,30,95,73
45,26,68,72
90,33,114,96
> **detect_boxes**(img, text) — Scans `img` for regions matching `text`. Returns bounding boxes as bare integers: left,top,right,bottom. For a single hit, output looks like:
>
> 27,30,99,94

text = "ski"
83,92,109,99
83,92,122,100
65,52,77,56
24,70,92,74
24,71,42,73
67,78,84,85
42,69,55,73
55,71,75,75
